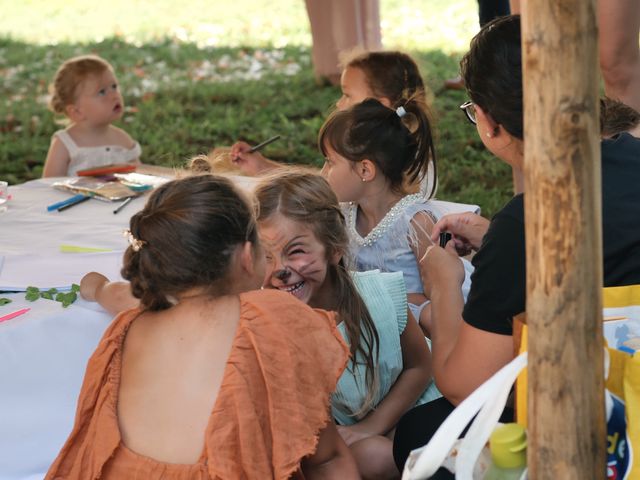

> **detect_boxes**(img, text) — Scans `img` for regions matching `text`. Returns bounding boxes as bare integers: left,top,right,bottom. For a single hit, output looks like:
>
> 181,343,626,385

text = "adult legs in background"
304,0,382,85
507,0,639,191
599,0,640,112
512,0,639,112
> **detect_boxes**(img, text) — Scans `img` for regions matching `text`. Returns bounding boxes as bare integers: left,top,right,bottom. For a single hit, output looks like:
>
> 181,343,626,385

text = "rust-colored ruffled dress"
46,290,349,480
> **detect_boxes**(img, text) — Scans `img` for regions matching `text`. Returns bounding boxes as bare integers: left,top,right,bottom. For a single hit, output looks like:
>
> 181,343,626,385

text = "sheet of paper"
603,306,640,353
0,252,124,291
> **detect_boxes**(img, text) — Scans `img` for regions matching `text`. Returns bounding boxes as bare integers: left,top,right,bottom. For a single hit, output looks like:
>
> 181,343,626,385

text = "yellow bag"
605,347,639,479
515,285,640,479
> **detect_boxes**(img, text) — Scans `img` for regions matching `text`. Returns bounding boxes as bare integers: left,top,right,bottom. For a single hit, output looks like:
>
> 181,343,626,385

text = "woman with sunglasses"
392,14,640,473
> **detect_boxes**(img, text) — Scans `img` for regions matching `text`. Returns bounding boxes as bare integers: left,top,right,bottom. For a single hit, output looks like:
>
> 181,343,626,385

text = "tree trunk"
521,1,605,478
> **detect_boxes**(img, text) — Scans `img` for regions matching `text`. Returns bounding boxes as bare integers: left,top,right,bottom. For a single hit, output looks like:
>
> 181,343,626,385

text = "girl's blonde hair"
254,170,380,415
49,55,113,115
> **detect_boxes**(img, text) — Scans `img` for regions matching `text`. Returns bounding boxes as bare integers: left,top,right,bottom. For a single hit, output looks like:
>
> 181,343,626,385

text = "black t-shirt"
463,132,640,335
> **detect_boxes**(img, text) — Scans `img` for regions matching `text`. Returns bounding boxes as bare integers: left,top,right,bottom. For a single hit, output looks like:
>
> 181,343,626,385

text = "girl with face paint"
254,170,439,480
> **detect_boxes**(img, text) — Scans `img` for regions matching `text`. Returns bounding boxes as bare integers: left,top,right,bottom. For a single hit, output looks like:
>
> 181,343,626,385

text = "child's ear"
239,241,256,276
65,104,82,122
329,248,342,266
378,97,393,108
474,104,500,136
235,241,265,291
358,159,377,182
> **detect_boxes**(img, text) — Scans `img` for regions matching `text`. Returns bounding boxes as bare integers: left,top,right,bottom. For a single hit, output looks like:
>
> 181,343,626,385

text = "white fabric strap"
54,130,79,155
402,352,528,480
455,353,528,478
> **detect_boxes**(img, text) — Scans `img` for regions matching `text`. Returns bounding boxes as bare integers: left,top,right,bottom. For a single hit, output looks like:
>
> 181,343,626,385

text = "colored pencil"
47,194,86,212
248,135,281,152
57,195,91,212
113,196,134,214
0,308,30,323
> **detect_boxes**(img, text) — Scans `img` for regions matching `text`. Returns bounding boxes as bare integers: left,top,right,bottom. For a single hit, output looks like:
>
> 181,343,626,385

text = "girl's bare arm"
80,272,139,316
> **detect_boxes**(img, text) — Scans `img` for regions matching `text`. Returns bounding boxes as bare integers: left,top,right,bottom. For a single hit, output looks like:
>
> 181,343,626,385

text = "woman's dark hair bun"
121,174,256,310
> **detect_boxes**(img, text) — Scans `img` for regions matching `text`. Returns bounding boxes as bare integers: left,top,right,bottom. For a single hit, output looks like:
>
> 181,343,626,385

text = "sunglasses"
459,101,477,125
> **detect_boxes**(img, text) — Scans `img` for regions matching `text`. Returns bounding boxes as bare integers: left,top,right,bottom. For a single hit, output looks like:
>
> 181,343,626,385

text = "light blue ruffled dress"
342,194,474,321
332,269,441,426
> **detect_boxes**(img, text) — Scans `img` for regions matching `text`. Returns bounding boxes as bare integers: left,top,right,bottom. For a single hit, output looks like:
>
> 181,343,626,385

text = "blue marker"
618,345,636,355
47,194,87,212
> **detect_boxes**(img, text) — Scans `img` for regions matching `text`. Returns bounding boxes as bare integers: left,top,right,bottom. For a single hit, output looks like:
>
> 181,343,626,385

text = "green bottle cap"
489,423,527,469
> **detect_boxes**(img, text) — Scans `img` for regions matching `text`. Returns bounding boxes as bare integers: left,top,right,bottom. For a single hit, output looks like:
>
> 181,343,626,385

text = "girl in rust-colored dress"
46,175,358,480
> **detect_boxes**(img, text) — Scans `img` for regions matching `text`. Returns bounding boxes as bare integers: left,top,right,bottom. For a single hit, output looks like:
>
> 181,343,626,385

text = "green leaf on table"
0,298,12,306
21,286,78,306
41,288,58,300
59,292,78,308
25,286,41,302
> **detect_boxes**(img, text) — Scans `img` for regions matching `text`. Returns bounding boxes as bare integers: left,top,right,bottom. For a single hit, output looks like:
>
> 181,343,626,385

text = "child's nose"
274,268,291,281
271,257,284,273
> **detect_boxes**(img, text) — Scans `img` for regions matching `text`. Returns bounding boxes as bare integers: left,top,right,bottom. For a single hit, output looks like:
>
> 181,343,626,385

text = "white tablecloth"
0,178,139,479
1,178,143,256
0,176,259,292
0,175,258,258
0,178,139,292
0,294,112,480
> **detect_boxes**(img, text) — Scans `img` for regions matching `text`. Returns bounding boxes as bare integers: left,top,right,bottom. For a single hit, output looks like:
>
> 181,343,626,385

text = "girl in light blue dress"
319,97,473,336
255,170,440,480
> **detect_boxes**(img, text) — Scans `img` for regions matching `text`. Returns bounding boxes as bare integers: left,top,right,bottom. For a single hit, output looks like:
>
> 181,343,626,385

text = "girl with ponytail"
319,97,473,336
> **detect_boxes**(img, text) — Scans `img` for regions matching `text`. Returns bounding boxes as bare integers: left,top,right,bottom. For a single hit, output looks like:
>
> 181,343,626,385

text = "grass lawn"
0,0,513,216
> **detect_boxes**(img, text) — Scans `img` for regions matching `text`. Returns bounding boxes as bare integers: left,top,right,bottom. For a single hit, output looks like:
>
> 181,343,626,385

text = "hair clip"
123,229,146,252
396,106,407,118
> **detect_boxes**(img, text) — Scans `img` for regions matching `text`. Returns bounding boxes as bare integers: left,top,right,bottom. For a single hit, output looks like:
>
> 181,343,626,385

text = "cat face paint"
258,213,333,307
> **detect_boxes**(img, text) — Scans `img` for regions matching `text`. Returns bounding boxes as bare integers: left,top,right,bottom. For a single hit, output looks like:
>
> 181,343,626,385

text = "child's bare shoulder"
109,125,137,148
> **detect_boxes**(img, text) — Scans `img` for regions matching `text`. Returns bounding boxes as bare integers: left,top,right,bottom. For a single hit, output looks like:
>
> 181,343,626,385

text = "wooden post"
522,1,605,478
